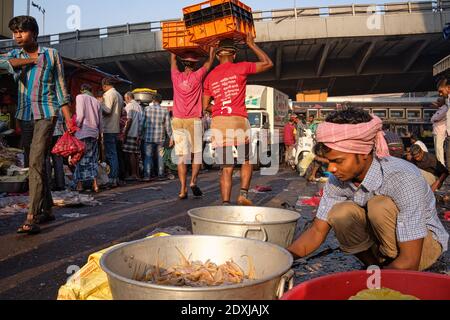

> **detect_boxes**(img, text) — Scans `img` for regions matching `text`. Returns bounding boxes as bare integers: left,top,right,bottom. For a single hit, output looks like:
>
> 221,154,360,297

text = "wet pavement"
0,167,448,300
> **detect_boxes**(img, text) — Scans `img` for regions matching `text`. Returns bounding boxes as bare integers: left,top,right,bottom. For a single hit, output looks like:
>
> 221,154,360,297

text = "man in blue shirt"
0,16,74,235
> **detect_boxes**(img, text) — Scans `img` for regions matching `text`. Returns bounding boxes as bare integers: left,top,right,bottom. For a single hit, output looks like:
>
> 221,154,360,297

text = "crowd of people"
0,15,273,234
1,15,448,274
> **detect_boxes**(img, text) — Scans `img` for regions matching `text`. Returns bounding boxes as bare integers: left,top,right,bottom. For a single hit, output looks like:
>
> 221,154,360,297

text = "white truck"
246,85,290,167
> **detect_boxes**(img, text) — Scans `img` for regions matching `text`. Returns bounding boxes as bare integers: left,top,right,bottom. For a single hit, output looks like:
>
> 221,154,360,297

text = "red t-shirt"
172,67,207,119
203,62,257,118
284,123,296,146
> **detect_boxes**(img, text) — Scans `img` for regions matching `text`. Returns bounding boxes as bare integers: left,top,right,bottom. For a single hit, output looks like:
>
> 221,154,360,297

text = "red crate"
162,21,208,58
183,0,256,46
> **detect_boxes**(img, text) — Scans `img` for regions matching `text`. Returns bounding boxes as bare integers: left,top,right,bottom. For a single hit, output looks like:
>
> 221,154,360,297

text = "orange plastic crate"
188,18,255,46
183,0,255,46
162,21,208,58
183,0,252,15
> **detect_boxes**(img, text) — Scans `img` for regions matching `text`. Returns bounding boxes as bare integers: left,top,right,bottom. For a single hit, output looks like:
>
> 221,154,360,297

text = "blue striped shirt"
0,46,70,121
317,156,449,252
142,104,172,144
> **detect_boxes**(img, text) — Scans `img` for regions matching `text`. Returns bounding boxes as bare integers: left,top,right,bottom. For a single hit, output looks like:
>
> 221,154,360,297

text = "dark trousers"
46,136,65,191
21,119,56,217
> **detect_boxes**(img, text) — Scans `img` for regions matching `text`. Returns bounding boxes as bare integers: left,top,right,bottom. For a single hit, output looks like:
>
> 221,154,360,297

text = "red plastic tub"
282,271,450,300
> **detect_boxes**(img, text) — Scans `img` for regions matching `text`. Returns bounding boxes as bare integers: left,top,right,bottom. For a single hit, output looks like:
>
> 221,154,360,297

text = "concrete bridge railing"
0,0,447,51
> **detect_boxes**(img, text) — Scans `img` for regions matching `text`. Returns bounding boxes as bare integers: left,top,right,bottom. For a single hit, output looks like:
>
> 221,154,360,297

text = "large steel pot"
133,92,155,104
100,235,294,300
188,206,301,248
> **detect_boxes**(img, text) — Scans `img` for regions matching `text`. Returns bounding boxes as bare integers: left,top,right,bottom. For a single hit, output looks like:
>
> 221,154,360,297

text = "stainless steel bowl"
188,206,301,248
133,92,155,104
100,235,294,300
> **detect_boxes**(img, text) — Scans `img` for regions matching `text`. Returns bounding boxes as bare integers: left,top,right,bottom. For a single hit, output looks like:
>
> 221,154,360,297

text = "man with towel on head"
288,108,448,271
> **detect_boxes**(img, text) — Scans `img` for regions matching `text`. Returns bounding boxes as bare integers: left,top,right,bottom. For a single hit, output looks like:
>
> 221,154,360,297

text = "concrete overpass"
1,1,450,98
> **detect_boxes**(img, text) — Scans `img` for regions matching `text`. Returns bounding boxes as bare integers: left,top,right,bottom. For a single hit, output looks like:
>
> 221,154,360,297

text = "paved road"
1,168,448,300
0,168,314,300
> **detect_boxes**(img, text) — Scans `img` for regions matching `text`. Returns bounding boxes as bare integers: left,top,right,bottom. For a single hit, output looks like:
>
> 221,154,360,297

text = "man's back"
413,152,449,177
203,62,256,118
125,100,143,138
75,93,102,140
172,68,207,119
143,104,171,143
284,123,295,146
103,88,123,134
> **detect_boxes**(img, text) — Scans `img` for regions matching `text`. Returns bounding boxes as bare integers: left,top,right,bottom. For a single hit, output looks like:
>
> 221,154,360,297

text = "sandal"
190,185,203,198
179,193,188,200
17,224,41,235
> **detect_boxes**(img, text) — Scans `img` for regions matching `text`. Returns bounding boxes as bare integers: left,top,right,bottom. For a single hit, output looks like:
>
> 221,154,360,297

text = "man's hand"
431,181,440,193
66,121,78,135
169,138,174,148
9,58,38,69
246,32,256,47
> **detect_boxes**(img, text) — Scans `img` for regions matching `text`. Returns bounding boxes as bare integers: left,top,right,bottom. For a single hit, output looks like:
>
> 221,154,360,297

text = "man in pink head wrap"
288,108,448,272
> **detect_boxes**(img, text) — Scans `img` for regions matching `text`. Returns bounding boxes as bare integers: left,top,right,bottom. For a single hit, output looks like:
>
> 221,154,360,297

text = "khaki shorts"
210,116,250,147
327,196,443,271
172,118,203,156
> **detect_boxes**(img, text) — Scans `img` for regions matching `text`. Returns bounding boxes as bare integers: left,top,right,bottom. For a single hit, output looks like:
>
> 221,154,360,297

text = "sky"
14,0,403,36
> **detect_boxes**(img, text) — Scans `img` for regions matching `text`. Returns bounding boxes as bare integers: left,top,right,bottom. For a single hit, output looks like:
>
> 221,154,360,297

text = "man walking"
203,34,273,206
0,16,73,235
430,97,448,166
438,79,450,168
142,94,173,181
283,117,296,167
123,92,143,181
100,78,123,188
170,48,214,199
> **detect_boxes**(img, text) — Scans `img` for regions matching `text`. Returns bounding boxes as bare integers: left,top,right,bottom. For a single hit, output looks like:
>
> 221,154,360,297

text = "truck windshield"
248,113,262,128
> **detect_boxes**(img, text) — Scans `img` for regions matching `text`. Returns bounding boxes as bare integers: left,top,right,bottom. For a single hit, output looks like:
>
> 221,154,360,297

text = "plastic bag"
52,132,86,166
57,233,170,300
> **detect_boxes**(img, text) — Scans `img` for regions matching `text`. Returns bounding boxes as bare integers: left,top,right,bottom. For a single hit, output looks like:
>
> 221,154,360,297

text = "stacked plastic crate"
183,0,255,45
162,20,208,58
162,0,255,57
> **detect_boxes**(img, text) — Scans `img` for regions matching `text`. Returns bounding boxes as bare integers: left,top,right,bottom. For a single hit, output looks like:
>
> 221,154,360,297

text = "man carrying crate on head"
202,34,273,206
170,48,215,200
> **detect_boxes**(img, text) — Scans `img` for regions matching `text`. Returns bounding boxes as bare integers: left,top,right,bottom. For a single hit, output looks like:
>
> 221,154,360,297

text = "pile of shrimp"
140,247,256,287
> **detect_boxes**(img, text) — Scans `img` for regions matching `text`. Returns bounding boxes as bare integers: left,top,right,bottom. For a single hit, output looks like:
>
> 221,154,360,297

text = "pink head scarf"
316,115,390,158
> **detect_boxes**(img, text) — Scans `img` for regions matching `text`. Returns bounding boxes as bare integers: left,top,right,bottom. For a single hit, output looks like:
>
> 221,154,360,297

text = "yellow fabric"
349,288,419,300
57,233,170,300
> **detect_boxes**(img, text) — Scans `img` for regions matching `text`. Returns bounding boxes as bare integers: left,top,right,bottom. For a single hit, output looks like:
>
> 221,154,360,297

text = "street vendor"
288,108,449,271
0,16,74,235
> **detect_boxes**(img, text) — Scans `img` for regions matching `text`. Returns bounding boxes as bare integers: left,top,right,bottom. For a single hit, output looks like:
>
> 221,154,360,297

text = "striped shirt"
142,104,172,144
0,46,70,121
317,156,449,252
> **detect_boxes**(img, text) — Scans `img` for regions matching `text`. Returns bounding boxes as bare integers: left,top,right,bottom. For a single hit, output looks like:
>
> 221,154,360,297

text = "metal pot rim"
100,235,294,293
188,206,301,226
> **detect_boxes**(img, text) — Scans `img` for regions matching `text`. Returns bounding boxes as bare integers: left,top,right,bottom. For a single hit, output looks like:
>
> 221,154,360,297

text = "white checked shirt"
317,156,449,252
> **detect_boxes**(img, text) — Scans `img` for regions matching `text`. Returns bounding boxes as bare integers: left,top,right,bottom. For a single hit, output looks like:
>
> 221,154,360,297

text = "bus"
292,100,438,149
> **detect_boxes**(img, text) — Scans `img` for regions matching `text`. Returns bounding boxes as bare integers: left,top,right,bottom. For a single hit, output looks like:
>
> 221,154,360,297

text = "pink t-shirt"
172,67,207,119
203,62,257,118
